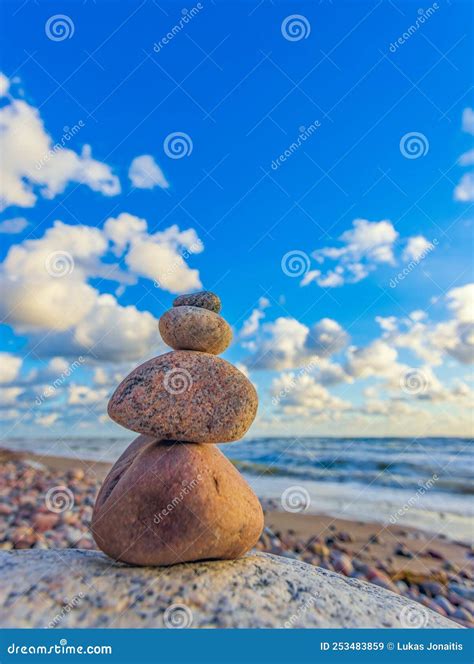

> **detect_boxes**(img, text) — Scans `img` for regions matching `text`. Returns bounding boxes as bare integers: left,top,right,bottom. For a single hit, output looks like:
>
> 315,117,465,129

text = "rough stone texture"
0,550,460,629
173,291,221,313
159,306,232,355
108,351,257,443
92,437,263,565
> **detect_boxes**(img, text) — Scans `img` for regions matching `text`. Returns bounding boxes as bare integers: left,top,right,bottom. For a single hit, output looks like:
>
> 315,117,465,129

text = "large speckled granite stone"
173,291,221,313
92,437,263,566
159,306,232,355
108,351,257,443
0,551,461,628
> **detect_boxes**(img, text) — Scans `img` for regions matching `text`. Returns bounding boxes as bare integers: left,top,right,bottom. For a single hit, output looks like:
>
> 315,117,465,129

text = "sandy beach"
1,447,473,627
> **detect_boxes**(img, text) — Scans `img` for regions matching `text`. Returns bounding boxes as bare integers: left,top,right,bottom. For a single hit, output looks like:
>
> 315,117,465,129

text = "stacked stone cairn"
92,291,263,566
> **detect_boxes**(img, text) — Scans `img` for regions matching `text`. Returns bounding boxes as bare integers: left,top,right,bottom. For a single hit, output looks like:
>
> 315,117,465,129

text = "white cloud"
377,284,474,366
129,155,169,189
346,340,406,382
0,215,203,360
402,235,434,261
306,318,349,356
446,283,474,323
246,316,349,370
240,297,270,338
0,72,10,97
0,386,23,405
459,149,474,166
248,317,309,370
0,73,120,211
0,217,29,234
462,107,474,135
36,412,59,426
271,372,351,416
0,353,22,383
454,173,474,202
307,219,399,287
68,384,108,406
125,224,203,293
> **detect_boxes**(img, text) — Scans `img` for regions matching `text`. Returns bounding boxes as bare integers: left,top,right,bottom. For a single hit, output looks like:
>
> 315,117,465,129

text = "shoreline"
3,437,472,545
1,447,473,627
6,448,473,547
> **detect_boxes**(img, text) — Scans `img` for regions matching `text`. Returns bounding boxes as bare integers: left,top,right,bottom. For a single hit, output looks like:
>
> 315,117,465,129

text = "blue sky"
0,0,473,441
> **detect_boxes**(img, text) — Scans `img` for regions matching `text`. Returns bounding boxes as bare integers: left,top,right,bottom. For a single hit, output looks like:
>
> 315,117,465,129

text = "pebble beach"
0,448,473,628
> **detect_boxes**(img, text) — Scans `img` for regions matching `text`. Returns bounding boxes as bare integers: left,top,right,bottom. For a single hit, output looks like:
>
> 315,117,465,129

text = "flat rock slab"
0,550,460,629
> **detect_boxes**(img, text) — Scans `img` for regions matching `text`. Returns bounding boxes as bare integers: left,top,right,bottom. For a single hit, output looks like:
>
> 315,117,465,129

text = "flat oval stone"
173,291,221,313
92,438,264,566
108,351,258,443
159,306,232,354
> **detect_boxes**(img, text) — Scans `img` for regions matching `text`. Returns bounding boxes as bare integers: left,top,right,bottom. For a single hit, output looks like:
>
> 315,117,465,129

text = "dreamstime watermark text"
35,357,85,405
35,122,85,170
389,4,440,53
153,475,202,525
389,239,438,288
271,121,321,170
388,473,439,524
153,4,204,53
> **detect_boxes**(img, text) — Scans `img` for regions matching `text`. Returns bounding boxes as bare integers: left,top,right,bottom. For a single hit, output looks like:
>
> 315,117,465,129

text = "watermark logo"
281,250,310,278
45,251,75,278
45,15,75,41
281,486,310,513
400,132,429,159
281,15,311,42
45,486,74,513
399,604,429,628
400,369,428,396
163,132,193,159
163,603,193,628
163,367,193,395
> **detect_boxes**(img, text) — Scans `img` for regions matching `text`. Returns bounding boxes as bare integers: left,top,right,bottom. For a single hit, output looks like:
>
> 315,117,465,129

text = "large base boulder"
0,550,460,628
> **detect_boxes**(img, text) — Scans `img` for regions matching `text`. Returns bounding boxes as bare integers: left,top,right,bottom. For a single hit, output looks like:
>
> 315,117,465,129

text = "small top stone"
173,291,221,313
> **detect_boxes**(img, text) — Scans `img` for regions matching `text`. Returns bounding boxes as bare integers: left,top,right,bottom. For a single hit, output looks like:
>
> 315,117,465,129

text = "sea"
2,436,473,544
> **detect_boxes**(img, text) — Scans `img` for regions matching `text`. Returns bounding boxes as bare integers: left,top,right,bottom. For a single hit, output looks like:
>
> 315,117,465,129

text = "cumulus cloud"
129,155,169,189
0,73,120,211
346,340,407,383
377,284,474,366
0,214,204,360
0,353,22,383
306,318,349,356
0,72,9,97
402,235,434,261
246,316,349,370
458,149,474,166
0,217,29,234
36,412,59,427
462,107,474,135
240,297,270,339
68,384,109,406
303,219,399,287
271,372,351,417
454,173,474,202
126,230,203,292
